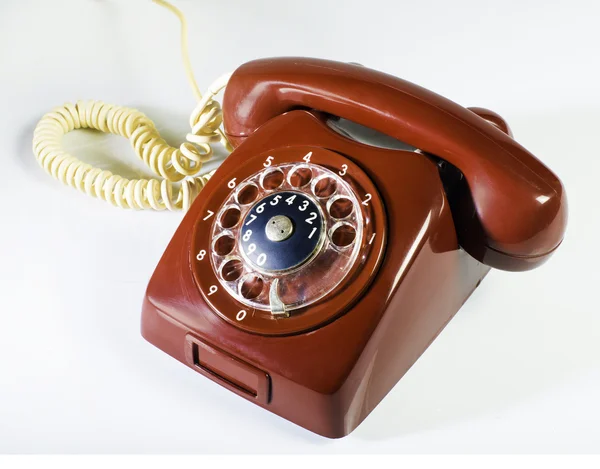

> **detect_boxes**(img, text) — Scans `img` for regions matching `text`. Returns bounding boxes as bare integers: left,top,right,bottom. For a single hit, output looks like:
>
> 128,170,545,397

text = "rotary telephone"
33,2,567,439
138,57,566,438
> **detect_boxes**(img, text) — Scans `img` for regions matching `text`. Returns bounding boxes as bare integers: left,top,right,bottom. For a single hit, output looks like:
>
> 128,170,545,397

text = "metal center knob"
265,215,294,242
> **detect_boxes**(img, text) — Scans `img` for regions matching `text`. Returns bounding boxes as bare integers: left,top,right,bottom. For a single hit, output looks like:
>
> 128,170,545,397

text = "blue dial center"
239,191,323,272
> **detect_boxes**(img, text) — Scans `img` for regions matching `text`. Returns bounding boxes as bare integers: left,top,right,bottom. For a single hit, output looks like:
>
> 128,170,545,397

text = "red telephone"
141,58,567,438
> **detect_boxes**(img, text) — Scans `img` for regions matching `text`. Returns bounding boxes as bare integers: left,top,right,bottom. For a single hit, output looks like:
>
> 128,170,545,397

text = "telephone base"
141,109,492,438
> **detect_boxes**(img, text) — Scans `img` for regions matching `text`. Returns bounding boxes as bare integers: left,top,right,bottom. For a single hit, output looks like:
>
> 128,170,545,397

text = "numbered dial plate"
240,191,325,272
191,146,386,336
209,161,364,315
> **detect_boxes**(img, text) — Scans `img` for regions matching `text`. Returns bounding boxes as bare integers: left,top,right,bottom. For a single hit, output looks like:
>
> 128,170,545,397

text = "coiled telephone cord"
32,0,232,211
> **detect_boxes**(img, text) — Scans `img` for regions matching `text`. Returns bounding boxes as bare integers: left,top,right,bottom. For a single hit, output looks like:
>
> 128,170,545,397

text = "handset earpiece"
222,58,567,271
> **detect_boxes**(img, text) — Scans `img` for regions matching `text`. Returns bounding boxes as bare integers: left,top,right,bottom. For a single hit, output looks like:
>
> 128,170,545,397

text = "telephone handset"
142,58,567,437
222,58,566,271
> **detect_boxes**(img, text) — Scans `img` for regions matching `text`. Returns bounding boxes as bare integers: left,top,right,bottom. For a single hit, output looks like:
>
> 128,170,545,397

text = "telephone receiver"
142,58,567,438
222,58,567,271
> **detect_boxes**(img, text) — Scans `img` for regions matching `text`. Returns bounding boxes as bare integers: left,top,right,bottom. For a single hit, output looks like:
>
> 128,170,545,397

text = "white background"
1,0,599,454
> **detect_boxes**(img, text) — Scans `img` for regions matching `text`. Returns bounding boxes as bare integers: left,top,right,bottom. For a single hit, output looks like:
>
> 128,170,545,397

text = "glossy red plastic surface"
223,58,567,271
142,110,490,437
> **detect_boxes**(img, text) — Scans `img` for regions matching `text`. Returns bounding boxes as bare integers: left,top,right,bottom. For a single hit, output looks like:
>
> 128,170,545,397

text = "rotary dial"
191,146,385,335
209,161,364,317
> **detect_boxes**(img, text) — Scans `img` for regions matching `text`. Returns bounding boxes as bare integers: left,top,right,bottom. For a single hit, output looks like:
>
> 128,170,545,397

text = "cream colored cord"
32,0,232,211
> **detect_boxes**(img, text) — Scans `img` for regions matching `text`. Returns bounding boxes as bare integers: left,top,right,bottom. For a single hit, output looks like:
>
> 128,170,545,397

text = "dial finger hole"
213,234,235,256
260,168,285,190
288,165,313,188
330,222,356,248
236,183,259,205
219,206,241,229
328,196,354,219
239,274,264,300
221,258,244,282
312,176,337,199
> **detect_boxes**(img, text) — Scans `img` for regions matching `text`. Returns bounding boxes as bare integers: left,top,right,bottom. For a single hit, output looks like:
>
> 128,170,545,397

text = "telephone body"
141,58,567,438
